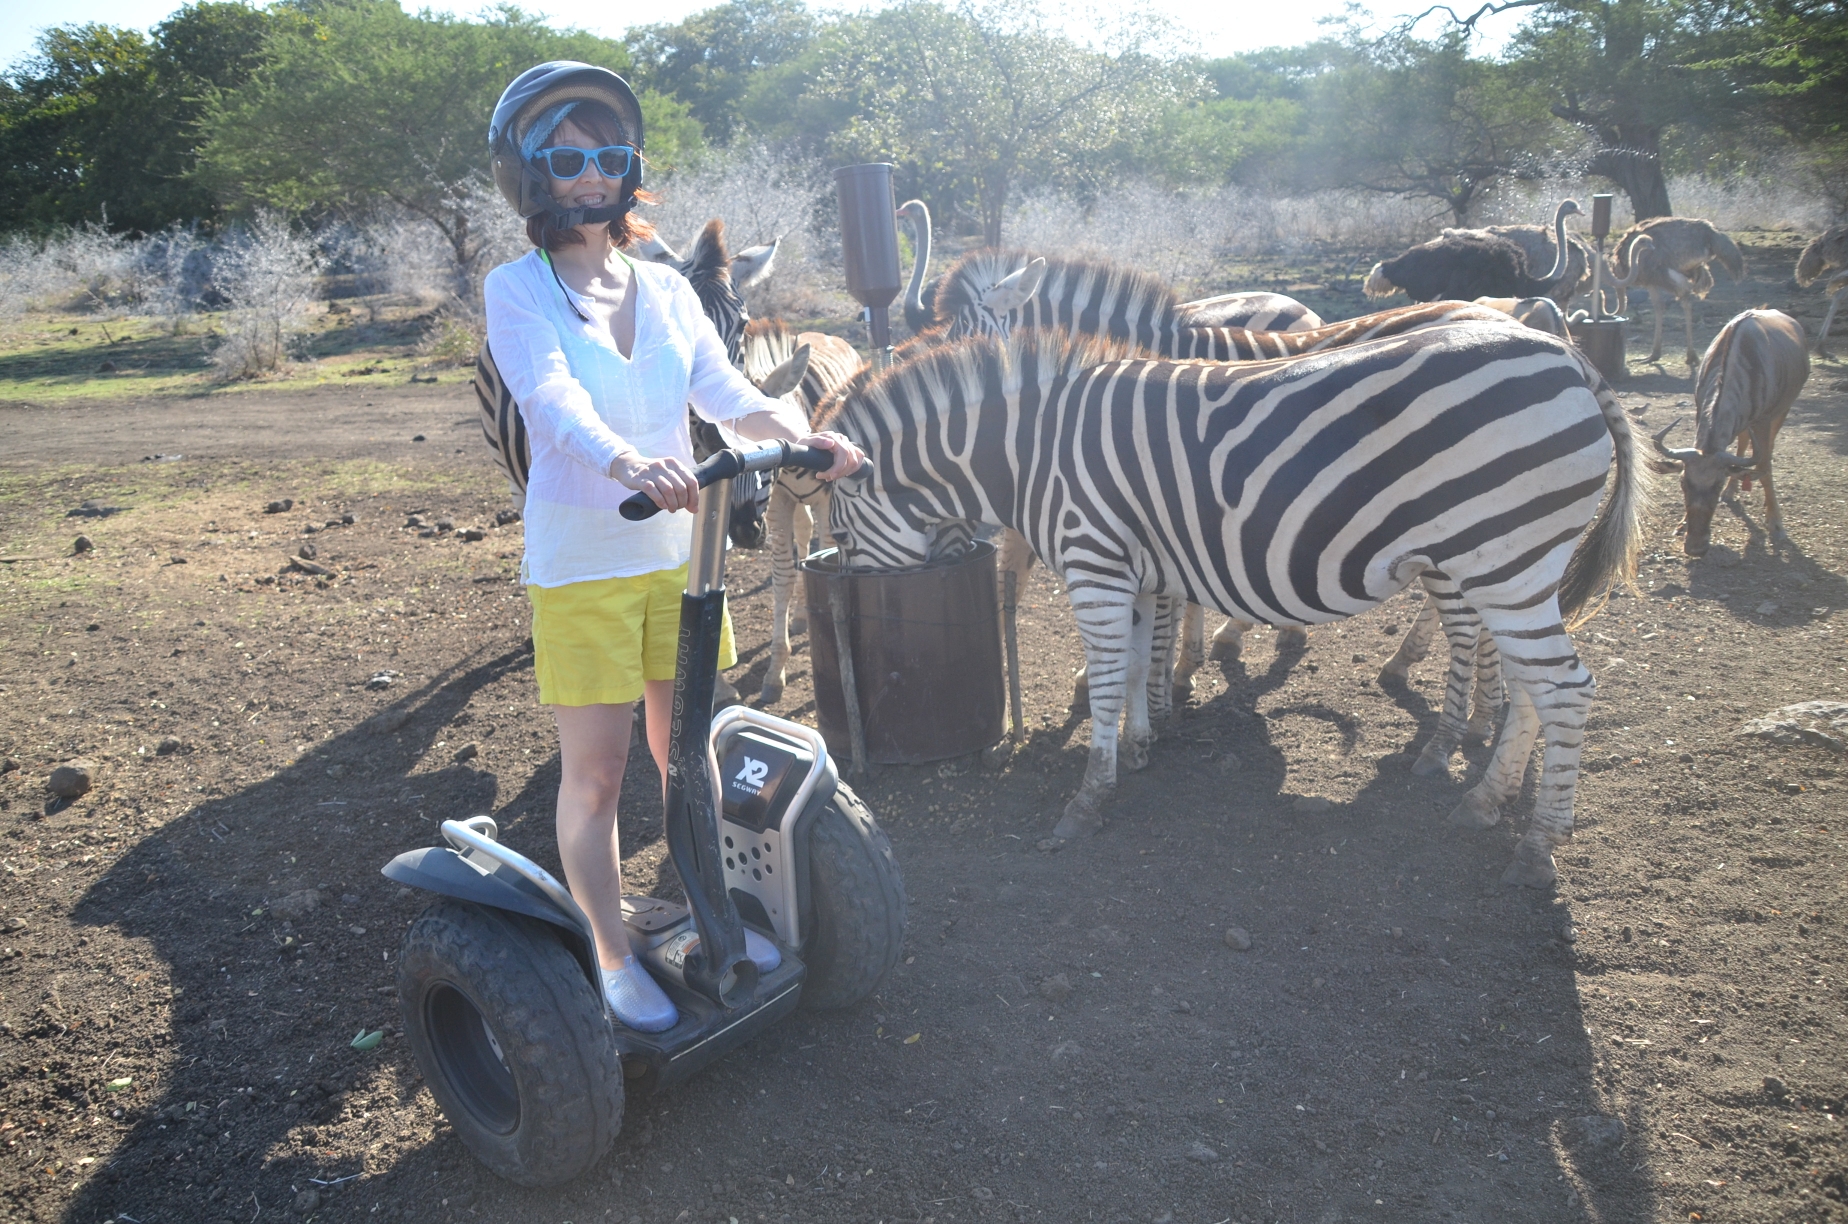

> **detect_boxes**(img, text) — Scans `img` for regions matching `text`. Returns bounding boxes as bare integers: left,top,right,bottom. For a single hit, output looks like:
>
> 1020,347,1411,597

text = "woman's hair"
522,100,656,252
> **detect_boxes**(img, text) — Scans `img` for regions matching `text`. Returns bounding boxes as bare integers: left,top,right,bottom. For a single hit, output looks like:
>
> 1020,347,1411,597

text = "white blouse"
484,251,789,587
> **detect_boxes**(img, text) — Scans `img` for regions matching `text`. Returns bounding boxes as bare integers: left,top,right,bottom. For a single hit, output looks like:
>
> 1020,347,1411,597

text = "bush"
210,210,322,380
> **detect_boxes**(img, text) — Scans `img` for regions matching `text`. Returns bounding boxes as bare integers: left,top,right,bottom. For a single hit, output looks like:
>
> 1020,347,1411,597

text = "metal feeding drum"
800,543,1007,765
834,164,903,362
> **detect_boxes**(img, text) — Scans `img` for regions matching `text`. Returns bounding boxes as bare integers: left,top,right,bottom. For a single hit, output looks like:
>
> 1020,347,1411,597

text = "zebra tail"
1557,354,1654,629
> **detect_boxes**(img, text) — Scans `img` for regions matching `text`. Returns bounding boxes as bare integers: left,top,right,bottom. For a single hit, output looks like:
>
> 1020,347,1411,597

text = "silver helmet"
489,61,646,226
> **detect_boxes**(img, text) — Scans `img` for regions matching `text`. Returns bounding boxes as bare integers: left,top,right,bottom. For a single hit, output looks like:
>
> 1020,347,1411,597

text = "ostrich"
1364,200,1581,303
1796,225,1848,355
1608,216,1746,369
899,199,940,335
1482,224,1598,306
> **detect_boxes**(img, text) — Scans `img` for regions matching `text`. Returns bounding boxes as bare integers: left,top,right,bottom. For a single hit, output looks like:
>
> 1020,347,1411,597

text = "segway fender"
383,846,597,976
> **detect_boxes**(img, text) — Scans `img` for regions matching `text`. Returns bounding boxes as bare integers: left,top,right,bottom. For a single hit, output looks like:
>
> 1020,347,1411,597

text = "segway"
382,441,906,1186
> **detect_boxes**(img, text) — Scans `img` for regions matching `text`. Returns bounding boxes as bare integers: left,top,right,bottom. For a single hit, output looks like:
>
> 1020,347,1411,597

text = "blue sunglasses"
534,144,635,181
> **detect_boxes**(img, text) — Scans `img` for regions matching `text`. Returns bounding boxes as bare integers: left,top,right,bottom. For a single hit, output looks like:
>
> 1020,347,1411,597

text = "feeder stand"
835,164,903,371
1591,193,1613,321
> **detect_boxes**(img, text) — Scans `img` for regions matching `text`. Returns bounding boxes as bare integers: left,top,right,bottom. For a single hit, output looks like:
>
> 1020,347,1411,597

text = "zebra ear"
731,237,782,289
756,342,811,399
631,232,680,265
981,258,1046,315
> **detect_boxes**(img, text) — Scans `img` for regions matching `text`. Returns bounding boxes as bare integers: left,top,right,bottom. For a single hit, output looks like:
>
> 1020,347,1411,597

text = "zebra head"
933,251,1048,340
633,218,781,367
825,330,1125,570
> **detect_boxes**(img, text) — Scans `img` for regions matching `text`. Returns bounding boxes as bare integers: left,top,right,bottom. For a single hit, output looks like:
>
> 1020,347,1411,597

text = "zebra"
473,218,779,536
821,323,1648,888
740,319,867,703
929,247,1529,717
1174,290,1323,332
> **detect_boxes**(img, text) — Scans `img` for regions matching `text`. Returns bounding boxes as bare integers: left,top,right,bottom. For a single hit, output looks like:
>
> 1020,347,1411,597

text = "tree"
1316,32,1566,223
194,0,701,300
626,0,818,145
0,4,282,233
804,0,1191,245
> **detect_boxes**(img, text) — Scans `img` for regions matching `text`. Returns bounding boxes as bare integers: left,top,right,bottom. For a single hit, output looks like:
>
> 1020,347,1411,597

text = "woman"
483,62,863,1032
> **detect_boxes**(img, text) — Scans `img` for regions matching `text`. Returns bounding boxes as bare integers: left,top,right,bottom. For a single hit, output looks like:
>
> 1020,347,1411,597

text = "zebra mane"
741,317,796,384
817,327,1134,435
934,248,1182,334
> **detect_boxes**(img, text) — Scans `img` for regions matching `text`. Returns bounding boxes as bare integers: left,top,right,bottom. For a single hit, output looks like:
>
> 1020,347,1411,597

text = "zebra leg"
1047,584,1137,843
1172,603,1207,699
761,484,800,705
1146,595,1178,722
1466,629,1506,745
1379,593,1441,680
1646,288,1666,361
1275,625,1309,649
1121,594,1158,772
1447,681,1536,831
1208,616,1251,662
788,500,815,635
1410,597,1485,777
1463,613,1596,889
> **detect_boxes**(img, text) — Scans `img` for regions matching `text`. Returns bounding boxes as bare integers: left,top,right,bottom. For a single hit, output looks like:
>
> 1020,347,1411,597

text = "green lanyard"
542,247,635,325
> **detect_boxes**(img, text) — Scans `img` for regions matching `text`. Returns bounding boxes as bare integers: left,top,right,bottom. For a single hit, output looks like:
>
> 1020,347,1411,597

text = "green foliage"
626,0,819,145
0,4,282,233
1317,32,1570,222
2,0,1843,245
799,0,1192,245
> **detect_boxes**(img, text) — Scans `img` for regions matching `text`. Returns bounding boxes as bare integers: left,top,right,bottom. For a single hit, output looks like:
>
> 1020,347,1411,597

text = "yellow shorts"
528,564,736,707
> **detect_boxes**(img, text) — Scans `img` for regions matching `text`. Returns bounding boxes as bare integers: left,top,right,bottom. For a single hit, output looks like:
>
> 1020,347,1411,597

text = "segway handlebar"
618,441,837,521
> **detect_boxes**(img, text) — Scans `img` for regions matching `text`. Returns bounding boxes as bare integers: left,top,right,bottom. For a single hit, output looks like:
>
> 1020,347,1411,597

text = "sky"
0,0,1528,70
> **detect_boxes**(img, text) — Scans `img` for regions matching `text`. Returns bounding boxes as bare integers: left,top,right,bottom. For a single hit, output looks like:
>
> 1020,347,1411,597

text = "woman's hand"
800,432,865,481
609,452,700,512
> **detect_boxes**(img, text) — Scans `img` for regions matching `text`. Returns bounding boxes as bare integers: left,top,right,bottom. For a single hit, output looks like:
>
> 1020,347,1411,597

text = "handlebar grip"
617,443,838,521
618,450,738,521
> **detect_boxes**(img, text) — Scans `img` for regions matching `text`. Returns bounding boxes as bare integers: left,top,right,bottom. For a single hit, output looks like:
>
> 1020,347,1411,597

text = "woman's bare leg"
553,701,640,970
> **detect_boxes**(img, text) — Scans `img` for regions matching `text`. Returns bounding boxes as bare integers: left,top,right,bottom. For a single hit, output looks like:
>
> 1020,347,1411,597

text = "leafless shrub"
209,210,323,380
645,144,852,320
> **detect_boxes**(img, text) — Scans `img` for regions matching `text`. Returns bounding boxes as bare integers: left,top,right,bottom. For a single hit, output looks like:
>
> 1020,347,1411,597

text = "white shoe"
744,928,782,973
600,958,677,1032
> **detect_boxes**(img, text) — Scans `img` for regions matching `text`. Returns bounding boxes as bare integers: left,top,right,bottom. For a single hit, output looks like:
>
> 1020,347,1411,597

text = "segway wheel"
397,900,622,1186
801,782,906,1010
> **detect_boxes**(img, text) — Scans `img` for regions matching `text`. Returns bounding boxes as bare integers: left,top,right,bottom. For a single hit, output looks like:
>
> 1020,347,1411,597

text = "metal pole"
828,581,870,778
1003,568,1024,744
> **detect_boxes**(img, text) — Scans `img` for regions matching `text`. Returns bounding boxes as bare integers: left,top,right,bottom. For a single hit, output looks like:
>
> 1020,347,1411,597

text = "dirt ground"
0,236,1845,1224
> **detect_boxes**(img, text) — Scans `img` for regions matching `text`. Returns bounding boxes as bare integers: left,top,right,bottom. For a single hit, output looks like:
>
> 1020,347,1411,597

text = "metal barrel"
801,543,1006,764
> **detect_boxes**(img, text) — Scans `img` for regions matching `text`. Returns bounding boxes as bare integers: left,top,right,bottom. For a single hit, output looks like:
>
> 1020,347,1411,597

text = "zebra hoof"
1411,744,1454,777
714,675,742,710
1172,671,1196,700
1122,736,1151,772
1377,659,1410,682
758,677,784,705
1464,719,1498,746
1499,845,1557,889
1071,676,1090,710
1446,790,1501,829
1207,638,1241,664
789,616,807,636
1051,795,1108,841
1276,627,1309,645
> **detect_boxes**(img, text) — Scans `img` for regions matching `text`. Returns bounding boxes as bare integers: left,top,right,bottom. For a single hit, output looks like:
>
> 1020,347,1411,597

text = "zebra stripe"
741,319,866,702
825,324,1647,887
1175,290,1323,332
935,250,1518,361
